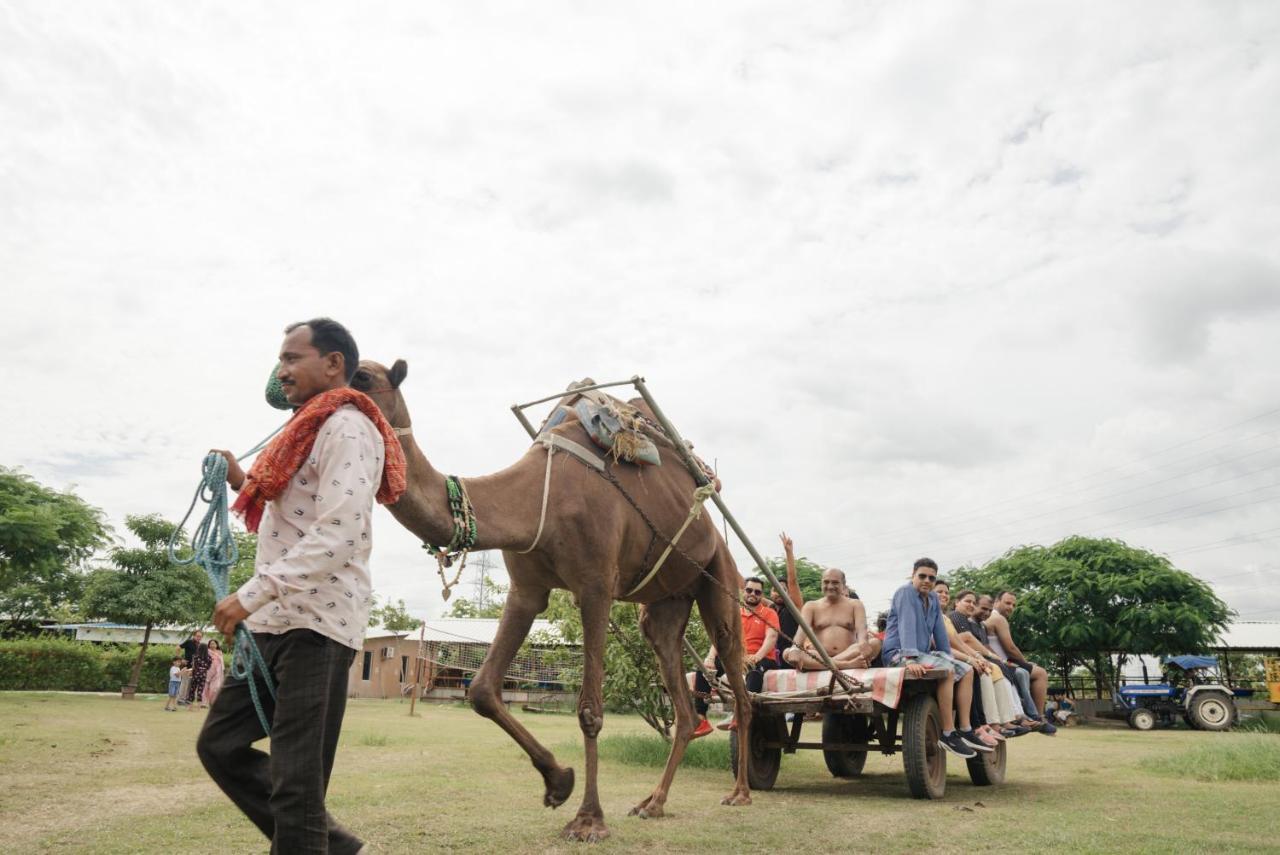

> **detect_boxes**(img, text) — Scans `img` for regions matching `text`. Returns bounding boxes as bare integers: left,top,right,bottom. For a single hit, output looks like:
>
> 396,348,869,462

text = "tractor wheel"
1189,692,1234,732
901,693,946,800
1129,708,1157,731
821,713,868,778
730,713,782,790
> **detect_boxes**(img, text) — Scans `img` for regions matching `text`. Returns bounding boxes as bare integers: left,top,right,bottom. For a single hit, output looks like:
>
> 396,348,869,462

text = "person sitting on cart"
692,576,780,738
882,558,989,759
771,532,807,662
781,568,880,671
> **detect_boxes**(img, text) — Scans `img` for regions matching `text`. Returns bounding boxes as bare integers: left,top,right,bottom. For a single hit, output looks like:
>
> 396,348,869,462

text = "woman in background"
202,639,225,707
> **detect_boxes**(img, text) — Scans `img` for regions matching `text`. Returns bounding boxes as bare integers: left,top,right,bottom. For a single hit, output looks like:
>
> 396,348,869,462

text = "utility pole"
474,551,495,612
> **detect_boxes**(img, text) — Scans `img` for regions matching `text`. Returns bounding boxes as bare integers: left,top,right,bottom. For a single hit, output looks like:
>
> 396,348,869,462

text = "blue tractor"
1113,655,1240,732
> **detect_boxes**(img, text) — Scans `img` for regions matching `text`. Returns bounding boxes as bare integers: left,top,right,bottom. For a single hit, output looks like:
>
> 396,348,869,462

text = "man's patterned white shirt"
235,405,385,650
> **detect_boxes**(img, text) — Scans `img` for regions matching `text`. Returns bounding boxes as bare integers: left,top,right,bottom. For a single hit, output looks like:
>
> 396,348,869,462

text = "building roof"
365,618,569,645
1212,621,1280,652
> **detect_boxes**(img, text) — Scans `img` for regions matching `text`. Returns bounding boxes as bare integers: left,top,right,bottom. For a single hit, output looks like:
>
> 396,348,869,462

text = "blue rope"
169,435,282,736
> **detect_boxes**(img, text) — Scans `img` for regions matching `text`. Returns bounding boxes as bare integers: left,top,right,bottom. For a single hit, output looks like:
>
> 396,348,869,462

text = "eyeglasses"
744,588,763,595
915,573,936,581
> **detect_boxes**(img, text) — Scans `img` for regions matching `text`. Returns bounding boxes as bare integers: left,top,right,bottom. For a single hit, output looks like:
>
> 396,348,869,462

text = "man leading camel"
781,566,880,671
197,318,406,854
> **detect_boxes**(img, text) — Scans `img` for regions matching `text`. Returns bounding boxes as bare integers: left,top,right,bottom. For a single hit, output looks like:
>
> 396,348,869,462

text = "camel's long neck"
386,432,542,553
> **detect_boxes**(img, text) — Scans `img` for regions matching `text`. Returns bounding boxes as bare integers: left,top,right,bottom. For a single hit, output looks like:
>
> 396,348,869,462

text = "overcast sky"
3,2,1278,629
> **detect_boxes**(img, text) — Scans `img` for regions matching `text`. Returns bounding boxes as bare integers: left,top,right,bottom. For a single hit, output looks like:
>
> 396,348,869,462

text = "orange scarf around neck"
231,387,407,533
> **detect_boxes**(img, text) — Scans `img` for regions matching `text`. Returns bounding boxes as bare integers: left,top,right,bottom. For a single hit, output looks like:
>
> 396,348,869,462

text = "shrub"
596,733,731,771
0,637,178,693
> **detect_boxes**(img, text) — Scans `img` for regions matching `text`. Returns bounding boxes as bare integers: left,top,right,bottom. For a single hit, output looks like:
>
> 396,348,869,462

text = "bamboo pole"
513,378,641,411
630,376,861,696
408,623,426,717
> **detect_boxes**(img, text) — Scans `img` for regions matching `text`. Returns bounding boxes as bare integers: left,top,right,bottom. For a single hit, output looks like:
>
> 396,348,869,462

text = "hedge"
0,637,192,693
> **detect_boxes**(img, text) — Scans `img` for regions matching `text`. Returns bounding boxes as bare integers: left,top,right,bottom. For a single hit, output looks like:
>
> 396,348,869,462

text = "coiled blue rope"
169,431,282,735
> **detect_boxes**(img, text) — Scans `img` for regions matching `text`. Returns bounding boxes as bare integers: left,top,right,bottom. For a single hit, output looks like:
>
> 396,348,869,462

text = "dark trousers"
693,657,777,715
196,630,361,855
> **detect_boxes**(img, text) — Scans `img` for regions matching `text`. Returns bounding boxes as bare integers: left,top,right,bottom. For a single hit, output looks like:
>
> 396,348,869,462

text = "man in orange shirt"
692,576,780,737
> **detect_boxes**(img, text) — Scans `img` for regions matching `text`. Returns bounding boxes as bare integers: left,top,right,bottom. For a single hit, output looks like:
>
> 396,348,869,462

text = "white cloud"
3,1,1279,624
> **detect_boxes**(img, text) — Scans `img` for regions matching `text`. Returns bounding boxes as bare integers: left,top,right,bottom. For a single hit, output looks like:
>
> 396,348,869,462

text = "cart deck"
688,665,1008,799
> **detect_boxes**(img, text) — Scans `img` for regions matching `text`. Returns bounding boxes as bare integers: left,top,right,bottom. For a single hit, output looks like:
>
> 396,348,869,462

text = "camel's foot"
627,793,666,819
562,811,610,843
720,787,752,807
541,765,575,809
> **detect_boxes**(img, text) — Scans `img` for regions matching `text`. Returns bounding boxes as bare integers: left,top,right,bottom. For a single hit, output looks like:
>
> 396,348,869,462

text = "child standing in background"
165,657,184,711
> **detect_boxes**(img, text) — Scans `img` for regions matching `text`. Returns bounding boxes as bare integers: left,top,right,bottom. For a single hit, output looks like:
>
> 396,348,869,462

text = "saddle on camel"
352,361,754,842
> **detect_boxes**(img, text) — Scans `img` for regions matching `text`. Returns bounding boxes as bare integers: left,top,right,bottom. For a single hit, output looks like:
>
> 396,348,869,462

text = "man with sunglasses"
692,576,780,737
882,558,989,759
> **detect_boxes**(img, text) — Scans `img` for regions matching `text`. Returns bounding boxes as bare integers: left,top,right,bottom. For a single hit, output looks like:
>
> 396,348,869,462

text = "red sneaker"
691,718,713,739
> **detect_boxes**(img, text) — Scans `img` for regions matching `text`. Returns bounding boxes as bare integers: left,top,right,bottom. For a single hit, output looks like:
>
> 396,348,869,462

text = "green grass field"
1,692,1277,853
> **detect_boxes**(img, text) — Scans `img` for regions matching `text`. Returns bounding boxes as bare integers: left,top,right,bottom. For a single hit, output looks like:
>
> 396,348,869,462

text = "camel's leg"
562,591,611,843
628,597,696,819
697,545,753,807
469,584,575,810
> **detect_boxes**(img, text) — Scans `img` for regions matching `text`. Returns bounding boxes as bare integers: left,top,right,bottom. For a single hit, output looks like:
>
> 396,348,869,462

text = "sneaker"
691,718,713,740
958,730,995,753
1038,719,1058,736
715,716,736,731
939,732,978,759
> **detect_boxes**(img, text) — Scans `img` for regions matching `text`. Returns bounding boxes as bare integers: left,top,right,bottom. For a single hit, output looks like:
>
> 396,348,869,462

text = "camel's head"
352,358,410,430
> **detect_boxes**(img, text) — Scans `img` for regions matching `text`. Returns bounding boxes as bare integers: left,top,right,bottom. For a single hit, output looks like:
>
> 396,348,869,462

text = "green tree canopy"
947,536,1233,692
0,467,112,629
758,554,830,602
541,590,711,739
370,597,423,632
81,514,214,692
446,576,507,619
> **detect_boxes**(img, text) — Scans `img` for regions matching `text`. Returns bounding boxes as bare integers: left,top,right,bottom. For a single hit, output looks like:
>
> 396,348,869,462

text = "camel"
352,358,754,842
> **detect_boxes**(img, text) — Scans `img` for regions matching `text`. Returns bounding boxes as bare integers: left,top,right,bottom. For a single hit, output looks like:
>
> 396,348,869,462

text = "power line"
812,407,1280,549
924,489,1280,573
830,476,1280,572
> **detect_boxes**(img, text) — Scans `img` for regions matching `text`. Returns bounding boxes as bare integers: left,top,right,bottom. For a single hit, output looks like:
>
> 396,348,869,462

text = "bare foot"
562,811,610,842
540,765,575,808
720,787,752,807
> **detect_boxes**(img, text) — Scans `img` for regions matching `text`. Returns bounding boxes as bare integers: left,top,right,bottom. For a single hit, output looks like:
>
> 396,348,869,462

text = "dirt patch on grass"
0,780,212,850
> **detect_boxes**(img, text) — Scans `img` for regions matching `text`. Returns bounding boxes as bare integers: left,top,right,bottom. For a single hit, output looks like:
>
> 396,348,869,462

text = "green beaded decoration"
265,364,291,410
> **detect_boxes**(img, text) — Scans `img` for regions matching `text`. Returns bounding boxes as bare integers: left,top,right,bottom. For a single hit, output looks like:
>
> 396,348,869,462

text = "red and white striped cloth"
685,667,907,710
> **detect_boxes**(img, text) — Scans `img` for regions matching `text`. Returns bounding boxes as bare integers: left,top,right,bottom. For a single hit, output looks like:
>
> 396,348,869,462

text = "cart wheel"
1129,708,1156,731
966,741,1006,786
729,713,782,790
901,693,946,799
821,713,868,778
1189,693,1233,731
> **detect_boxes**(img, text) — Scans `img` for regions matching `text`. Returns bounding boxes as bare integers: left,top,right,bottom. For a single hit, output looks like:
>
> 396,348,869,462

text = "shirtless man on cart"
781,559,881,671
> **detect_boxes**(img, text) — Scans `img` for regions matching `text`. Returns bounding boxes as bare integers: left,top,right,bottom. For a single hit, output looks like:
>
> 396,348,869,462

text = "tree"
81,514,213,697
541,590,711,739
0,467,112,631
446,576,507,619
369,598,422,632
226,530,259,593
947,536,1233,695
758,554,828,603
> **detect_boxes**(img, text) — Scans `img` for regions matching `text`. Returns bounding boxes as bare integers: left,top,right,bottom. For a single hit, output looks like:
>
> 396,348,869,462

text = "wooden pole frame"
510,375,861,696
408,622,426,717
